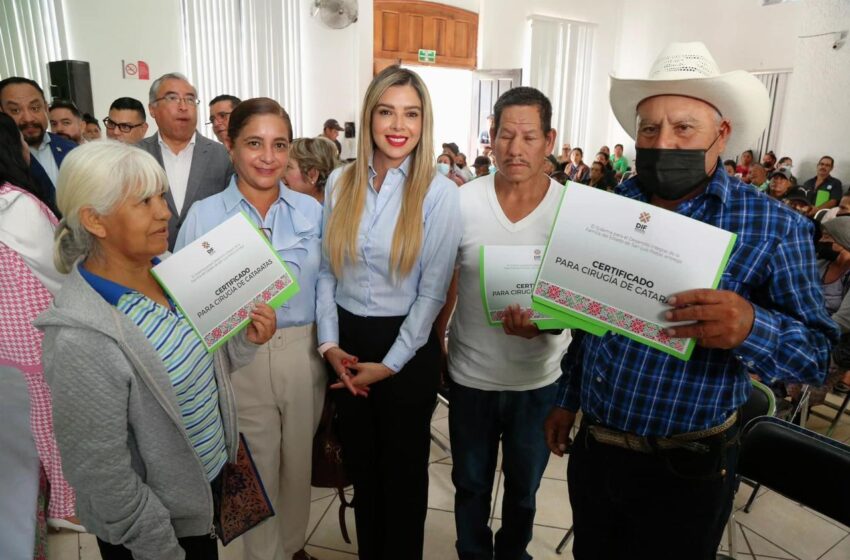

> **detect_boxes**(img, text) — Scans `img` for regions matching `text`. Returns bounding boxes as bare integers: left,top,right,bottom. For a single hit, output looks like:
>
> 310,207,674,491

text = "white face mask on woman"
437,162,451,176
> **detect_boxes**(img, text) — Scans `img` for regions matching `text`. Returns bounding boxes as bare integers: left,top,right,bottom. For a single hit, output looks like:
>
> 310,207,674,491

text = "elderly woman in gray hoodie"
35,140,276,560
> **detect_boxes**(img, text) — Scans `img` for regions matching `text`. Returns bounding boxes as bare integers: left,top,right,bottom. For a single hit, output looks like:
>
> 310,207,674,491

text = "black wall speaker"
48,60,94,117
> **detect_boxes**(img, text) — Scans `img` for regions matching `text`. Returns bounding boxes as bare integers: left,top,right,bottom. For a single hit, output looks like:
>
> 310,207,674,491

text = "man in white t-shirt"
436,87,571,560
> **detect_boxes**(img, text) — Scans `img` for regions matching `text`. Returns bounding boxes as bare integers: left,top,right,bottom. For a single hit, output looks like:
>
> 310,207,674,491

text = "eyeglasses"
153,93,200,106
207,111,232,125
103,117,145,133
259,227,273,241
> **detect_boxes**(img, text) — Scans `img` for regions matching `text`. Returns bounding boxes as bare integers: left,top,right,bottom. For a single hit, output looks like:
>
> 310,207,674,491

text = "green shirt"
612,155,629,174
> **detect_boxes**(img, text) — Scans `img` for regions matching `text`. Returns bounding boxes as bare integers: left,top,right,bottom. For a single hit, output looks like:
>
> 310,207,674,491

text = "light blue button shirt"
316,155,462,372
175,176,323,328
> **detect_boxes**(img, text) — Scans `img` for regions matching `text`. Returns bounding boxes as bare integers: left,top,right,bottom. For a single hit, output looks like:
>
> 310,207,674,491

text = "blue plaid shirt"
556,161,839,436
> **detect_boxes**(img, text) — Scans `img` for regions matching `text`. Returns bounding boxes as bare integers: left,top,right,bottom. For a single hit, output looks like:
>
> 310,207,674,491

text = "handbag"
214,433,275,545
311,392,353,543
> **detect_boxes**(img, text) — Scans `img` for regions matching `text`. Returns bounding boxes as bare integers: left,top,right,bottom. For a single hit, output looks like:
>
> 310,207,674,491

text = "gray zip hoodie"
34,264,258,560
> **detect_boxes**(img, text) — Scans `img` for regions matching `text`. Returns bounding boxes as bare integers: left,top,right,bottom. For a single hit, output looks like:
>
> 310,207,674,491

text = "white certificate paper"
152,213,299,351
480,245,563,329
532,182,736,360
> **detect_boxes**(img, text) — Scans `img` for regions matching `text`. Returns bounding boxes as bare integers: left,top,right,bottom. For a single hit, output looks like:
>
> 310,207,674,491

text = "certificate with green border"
531,182,737,360
480,245,606,334
151,212,299,352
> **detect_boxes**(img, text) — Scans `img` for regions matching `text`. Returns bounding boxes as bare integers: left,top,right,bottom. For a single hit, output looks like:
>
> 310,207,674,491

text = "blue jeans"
449,380,557,560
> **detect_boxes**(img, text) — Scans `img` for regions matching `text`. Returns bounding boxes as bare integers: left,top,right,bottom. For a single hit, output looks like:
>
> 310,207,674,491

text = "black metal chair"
736,416,850,526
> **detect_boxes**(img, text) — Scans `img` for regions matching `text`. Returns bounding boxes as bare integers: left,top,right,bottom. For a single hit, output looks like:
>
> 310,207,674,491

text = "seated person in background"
543,154,559,176
611,143,629,179
595,151,617,188
550,170,568,185
768,167,794,201
788,216,850,402
777,156,798,185
724,159,737,176
813,192,850,225
804,155,843,215
587,161,609,191
438,153,465,187
565,147,589,183
48,99,84,145
81,113,101,141
749,163,769,192
598,145,610,156
736,149,754,182
784,190,814,216
472,155,491,178
762,150,777,173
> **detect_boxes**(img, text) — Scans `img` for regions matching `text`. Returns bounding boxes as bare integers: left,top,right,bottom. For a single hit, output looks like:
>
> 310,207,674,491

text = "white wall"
404,65,474,157
477,0,625,155
610,0,801,159
776,0,850,183
62,0,185,136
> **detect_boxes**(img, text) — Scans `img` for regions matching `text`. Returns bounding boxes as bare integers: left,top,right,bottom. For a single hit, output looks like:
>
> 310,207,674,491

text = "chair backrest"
737,416,850,526
740,379,776,427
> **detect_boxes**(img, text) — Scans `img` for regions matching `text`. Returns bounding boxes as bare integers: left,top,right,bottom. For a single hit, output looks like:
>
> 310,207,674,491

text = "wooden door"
374,0,478,74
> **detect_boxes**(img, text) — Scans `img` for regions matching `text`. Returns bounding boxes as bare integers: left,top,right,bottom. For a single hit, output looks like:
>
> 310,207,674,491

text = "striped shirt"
79,263,228,480
556,161,839,436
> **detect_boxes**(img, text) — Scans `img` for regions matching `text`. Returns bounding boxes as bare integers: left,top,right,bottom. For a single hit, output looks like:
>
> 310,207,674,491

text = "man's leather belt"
586,412,737,455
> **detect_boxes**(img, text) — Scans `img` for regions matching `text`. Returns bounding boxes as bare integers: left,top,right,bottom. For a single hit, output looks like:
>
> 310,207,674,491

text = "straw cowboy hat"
610,42,770,157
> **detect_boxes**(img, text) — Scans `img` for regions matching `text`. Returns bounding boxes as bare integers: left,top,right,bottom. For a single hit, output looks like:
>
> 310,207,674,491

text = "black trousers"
567,418,740,560
332,306,440,560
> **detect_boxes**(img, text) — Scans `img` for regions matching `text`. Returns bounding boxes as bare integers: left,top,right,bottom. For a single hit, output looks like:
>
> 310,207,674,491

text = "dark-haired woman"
176,97,325,560
565,147,589,183
0,111,80,552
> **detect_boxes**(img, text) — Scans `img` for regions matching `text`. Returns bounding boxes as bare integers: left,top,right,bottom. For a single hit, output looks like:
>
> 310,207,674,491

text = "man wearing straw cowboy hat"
544,42,838,559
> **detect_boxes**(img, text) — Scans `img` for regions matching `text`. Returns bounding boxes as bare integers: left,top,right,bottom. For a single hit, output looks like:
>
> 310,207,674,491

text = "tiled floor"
48,394,850,559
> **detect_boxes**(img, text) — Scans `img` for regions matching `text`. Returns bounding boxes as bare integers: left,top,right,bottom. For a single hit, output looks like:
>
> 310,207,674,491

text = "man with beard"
0,77,77,202
544,42,837,559
49,99,84,144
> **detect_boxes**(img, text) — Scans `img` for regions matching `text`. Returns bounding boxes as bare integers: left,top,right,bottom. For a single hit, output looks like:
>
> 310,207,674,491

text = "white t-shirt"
448,174,571,391
0,190,64,295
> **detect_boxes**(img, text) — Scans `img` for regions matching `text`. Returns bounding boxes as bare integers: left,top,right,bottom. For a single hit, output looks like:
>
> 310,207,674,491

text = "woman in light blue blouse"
175,98,324,560
316,66,462,560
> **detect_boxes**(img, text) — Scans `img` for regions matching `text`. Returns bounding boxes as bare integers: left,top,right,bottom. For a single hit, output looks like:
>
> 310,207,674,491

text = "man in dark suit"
136,72,233,250
0,77,77,205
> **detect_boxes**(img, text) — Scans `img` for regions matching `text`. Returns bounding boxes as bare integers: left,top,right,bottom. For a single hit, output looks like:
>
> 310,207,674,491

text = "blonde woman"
316,66,462,560
283,136,340,204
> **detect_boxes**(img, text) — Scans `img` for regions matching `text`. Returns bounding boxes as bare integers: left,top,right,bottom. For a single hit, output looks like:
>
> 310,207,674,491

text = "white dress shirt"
159,132,196,214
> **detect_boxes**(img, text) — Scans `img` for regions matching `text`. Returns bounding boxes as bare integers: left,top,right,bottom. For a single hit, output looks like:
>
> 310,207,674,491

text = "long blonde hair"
324,66,435,278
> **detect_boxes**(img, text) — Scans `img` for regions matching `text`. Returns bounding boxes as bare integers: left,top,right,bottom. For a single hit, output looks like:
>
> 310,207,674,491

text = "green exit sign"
418,49,436,63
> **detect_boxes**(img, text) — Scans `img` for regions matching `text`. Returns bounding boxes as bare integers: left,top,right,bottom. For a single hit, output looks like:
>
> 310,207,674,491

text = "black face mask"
816,241,841,262
635,134,721,200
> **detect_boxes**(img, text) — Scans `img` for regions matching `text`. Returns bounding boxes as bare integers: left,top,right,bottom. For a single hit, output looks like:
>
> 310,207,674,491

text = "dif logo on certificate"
152,213,299,351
